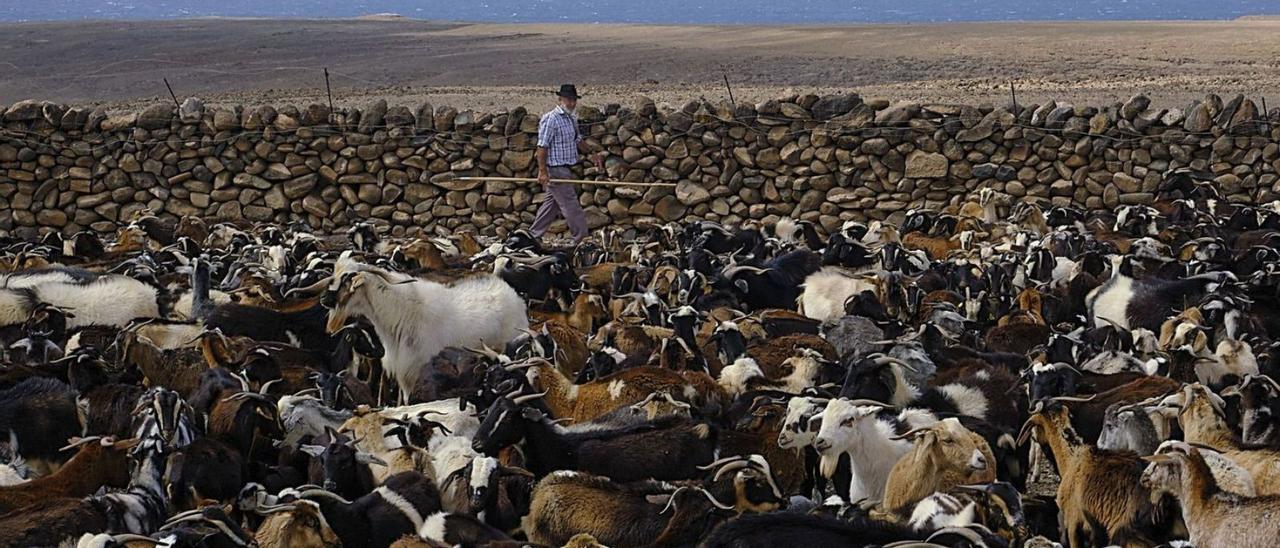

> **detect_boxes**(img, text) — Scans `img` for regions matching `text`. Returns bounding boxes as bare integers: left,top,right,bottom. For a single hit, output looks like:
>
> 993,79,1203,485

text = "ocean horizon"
3,0,1278,24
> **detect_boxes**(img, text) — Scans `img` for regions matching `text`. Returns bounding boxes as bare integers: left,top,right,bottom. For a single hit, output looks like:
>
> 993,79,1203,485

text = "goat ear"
355,452,387,467
298,445,325,457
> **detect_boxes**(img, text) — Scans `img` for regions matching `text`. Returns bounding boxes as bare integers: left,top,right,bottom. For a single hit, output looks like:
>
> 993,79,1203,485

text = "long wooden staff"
451,176,677,188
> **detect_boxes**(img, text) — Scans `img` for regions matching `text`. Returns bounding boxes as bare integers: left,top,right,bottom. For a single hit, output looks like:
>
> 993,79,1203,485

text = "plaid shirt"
537,106,582,167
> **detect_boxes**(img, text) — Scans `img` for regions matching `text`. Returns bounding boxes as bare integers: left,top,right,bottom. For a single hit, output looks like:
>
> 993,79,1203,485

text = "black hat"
554,84,581,99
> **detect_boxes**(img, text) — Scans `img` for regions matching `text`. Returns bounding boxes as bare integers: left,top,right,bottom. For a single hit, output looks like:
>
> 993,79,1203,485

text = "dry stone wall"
1,92,1279,239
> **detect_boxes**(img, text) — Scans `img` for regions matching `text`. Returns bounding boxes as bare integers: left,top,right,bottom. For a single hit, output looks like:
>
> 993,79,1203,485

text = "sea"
2,0,1278,23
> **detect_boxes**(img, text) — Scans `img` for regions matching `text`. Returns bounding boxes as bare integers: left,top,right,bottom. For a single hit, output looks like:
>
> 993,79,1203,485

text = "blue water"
2,0,1277,23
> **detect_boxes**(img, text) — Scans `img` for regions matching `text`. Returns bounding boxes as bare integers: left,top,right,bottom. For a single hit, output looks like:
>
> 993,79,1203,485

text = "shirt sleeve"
537,114,553,148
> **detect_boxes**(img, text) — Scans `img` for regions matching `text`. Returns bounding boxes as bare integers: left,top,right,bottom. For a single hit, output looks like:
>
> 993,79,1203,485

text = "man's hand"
594,151,607,170
538,169,551,187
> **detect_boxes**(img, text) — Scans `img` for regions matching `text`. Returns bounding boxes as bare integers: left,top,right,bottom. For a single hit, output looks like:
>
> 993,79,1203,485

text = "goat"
812,398,939,503
0,376,80,474
292,258,528,402
523,456,784,547
1172,383,1280,495
472,392,718,480
286,471,444,548
0,436,137,514
252,499,343,547
882,418,997,515
1017,400,1168,548
515,358,725,423
1141,443,1280,547
1087,256,1232,332
799,267,880,324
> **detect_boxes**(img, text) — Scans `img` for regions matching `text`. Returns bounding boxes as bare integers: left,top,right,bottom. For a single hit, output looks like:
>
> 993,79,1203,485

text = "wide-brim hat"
554,84,581,99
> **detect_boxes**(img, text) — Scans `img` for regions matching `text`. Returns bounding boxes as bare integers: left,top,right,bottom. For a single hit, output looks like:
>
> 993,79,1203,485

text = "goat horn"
285,275,334,298
1016,417,1038,447
697,455,746,471
658,486,689,515
868,354,918,373
511,392,547,404
746,454,784,499
845,398,893,409
60,436,103,451
696,487,736,511
712,460,752,481
1049,395,1097,403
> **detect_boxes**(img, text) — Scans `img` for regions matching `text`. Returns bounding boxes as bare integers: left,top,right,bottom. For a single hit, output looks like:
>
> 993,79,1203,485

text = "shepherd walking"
530,84,606,245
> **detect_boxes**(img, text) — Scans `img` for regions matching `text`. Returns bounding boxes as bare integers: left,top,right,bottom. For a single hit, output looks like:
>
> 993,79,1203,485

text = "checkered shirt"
537,106,582,167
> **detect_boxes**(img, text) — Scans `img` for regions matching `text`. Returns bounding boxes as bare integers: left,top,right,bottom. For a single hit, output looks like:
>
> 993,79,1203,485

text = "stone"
501,149,534,171
359,99,387,133
676,181,710,206
1184,102,1214,133
3,100,43,121
654,195,686,221
264,186,287,210
756,148,782,170
283,175,317,199
36,209,68,227
811,94,860,120
1120,94,1151,120
180,97,204,123
1113,172,1141,193
213,108,240,131
137,104,173,130
905,151,949,178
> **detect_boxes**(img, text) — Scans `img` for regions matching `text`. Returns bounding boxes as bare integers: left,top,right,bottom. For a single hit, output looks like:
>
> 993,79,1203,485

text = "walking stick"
451,176,677,188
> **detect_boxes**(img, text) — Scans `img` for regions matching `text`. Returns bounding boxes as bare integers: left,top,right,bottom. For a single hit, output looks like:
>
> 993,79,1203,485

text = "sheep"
882,418,997,515
1017,400,1168,548
1140,444,1280,547
294,258,528,402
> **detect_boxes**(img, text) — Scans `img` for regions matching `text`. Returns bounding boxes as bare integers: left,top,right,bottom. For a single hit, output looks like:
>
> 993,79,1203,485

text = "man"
530,84,605,245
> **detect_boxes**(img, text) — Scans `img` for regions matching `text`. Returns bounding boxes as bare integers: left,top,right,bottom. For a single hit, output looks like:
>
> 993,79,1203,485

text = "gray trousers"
529,165,587,241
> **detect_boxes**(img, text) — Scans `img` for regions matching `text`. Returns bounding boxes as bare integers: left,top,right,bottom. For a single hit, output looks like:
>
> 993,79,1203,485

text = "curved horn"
511,391,548,405
285,275,334,298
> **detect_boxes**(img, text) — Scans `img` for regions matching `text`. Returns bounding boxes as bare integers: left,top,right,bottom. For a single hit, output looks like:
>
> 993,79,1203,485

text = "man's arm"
537,146,550,186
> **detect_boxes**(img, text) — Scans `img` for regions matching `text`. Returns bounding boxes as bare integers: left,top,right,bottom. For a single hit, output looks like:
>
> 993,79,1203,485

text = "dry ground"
2,17,1280,113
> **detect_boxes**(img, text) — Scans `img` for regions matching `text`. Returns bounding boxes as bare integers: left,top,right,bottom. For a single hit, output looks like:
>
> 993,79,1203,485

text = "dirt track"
3,17,1280,112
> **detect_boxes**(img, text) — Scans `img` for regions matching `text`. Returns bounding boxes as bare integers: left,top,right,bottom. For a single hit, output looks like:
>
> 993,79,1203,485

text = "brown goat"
1174,383,1280,495
882,418,996,515
520,358,726,423
254,500,343,548
1018,401,1163,548
0,437,137,515
1141,444,1280,547
530,293,608,334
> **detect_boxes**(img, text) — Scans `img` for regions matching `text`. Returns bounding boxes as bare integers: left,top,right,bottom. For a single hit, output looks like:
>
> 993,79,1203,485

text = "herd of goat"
2,170,1280,547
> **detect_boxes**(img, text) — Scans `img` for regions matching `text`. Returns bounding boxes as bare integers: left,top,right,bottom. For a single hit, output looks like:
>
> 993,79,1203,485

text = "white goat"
318,259,527,401
812,398,938,504
799,268,879,324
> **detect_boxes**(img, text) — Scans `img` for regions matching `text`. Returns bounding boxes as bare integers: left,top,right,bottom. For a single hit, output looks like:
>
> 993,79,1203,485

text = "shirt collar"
556,106,576,118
